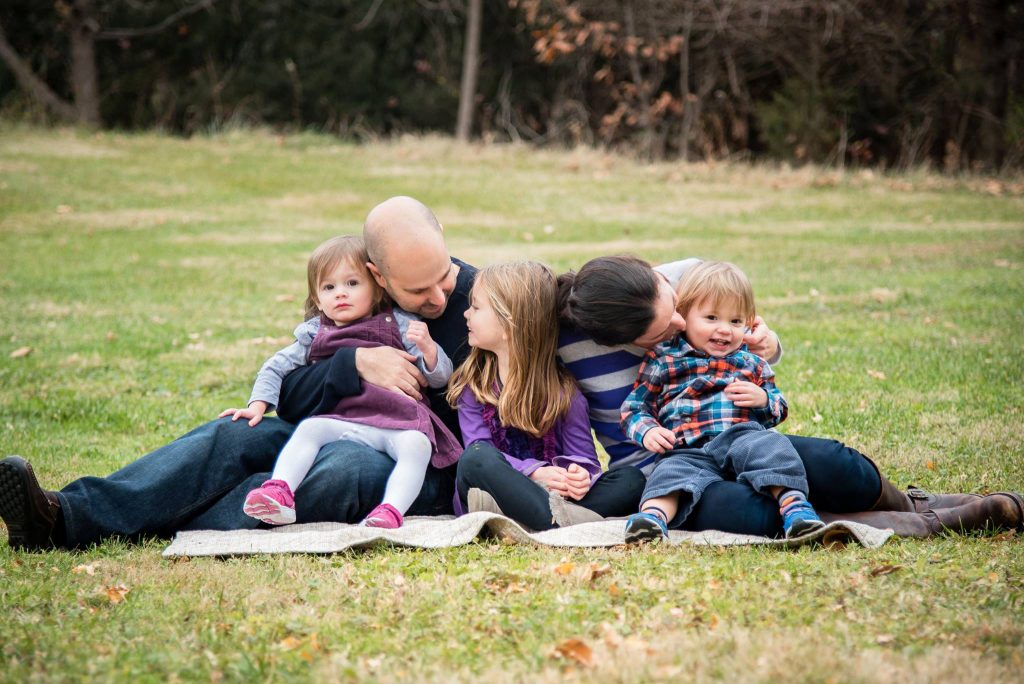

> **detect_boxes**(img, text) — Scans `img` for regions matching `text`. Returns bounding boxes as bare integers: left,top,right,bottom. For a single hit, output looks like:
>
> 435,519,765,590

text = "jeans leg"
455,442,554,530
682,480,783,537
577,467,646,517
57,417,294,546
187,438,456,528
707,424,809,495
786,435,880,513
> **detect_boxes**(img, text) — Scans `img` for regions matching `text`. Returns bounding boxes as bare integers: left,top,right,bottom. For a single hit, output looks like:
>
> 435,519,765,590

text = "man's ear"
366,262,388,289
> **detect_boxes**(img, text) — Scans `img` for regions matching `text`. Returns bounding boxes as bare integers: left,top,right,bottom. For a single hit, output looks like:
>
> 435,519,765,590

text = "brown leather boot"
866,457,983,513
0,456,62,551
821,492,1024,538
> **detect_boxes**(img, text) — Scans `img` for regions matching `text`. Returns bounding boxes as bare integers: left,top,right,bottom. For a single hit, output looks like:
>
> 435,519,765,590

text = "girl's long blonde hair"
447,260,576,437
304,235,386,319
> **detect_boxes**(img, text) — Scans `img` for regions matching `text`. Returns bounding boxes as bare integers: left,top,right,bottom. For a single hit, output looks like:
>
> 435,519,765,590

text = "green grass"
1,126,1023,682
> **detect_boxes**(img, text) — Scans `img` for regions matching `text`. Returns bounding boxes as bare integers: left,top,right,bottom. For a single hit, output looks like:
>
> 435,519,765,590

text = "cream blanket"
162,513,892,557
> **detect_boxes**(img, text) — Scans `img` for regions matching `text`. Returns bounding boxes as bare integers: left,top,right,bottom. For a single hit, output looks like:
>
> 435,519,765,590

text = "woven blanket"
162,513,892,558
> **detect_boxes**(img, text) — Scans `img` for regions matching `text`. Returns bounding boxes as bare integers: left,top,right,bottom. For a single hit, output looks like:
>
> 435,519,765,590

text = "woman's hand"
642,426,676,454
743,316,779,360
219,400,268,427
724,380,768,408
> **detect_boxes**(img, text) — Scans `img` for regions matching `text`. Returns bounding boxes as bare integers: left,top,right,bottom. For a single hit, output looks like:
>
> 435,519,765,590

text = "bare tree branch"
97,0,216,40
354,0,386,31
0,21,77,121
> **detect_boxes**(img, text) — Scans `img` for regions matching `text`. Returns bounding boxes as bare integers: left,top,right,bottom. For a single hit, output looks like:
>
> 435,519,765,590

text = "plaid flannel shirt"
620,335,787,448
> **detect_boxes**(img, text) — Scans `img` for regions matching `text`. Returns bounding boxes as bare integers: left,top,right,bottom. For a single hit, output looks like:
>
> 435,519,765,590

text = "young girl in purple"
220,236,461,529
447,261,645,530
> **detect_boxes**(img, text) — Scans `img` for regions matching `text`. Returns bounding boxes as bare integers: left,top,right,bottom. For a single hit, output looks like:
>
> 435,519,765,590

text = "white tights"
271,417,432,515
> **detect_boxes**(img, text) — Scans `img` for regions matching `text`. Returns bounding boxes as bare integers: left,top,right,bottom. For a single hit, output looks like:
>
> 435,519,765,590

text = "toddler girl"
221,235,461,528
448,261,645,530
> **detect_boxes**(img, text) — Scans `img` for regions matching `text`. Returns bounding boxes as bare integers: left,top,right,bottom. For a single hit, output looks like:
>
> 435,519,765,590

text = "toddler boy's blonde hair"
675,260,757,327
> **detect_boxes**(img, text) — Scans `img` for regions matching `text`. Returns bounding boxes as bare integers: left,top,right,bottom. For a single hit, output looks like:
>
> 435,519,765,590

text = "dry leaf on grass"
869,564,903,577
9,346,32,358
105,584,130,604
867,369,886,380
72,563,98,576
551,638,594,666
553,561,576,575
275,294,296,302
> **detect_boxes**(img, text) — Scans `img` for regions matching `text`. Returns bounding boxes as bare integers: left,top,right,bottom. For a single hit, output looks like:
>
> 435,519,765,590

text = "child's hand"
405,320,438,371
218,401,268,427
724,381,768,408
563,463,593,501
530,466,570,495
642,426,676,454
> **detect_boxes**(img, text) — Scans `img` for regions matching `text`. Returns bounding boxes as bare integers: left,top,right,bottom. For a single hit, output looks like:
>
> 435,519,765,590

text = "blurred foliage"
1,0,1021,170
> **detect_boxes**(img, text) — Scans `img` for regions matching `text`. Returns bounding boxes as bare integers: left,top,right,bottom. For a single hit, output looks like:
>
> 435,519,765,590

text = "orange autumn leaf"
552,638,594,666
106,585,130,604
553,562,576,575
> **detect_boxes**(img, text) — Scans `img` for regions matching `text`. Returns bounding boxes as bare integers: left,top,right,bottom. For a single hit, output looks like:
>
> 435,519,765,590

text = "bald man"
0,197,477,551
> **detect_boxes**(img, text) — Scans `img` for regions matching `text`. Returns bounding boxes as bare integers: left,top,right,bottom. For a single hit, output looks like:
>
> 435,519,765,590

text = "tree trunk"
70,0,102,127
455,0,482,142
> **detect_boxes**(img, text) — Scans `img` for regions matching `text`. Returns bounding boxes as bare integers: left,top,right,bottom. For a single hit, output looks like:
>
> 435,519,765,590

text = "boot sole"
0,457,51,550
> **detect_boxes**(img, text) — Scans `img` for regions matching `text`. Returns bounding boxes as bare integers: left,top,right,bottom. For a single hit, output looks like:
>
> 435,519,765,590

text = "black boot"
0,456,63,551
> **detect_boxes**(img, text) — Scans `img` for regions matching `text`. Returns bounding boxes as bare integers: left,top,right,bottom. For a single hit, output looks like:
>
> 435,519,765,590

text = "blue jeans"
56,417,455,548
681,434,882,537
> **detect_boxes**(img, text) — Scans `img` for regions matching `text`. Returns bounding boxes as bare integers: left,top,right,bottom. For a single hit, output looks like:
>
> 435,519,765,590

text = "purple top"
457,389,603,482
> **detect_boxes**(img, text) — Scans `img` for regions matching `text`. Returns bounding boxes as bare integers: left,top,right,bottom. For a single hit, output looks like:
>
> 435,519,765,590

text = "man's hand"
529,466,571,495
642,426,677,454
743,315,779,360
355,346,426,400
724,380,768,408
405,320,438,371
562,463,593,501
219,400,269,427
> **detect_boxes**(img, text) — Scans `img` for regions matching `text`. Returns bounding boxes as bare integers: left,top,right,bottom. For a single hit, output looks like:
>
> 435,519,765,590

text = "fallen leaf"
9,346,32,358
56,204,73,214
869,564,903,577
581,563,611,583
988,572,999,583
812,413,823,423
876,634,895,645
607,583,621,597
867,369,886,380
106,584,130,604
552,638,593,666
553,561,576,576
925,460,936,470
993,259,1012,268
521,232,535,242
72,563,97,576
105,331,116,342
278,636,303,650
275,294,296,302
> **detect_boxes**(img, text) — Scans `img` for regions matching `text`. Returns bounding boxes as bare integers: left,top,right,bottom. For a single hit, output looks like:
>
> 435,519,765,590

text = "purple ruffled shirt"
457,389,603,481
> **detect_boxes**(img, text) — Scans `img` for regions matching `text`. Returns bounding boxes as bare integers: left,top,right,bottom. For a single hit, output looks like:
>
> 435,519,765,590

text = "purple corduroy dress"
307,308,462,468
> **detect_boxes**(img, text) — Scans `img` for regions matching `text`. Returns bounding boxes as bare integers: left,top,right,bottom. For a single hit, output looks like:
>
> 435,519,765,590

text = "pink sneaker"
243,479,296,525
361,503,403,529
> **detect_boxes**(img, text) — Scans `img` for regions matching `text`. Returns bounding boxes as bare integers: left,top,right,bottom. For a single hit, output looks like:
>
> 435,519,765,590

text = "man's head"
363,196,456,319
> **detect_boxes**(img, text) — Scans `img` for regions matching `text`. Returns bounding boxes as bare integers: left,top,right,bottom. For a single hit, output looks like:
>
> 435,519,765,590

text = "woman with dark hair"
556,255,1023,538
